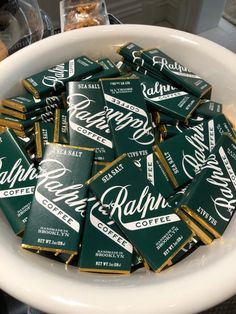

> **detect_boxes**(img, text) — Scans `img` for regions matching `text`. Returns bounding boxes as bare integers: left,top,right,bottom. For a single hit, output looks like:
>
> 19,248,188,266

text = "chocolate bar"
140,48,212,99
178,134,236,239
87,155,193,272
79,162,133,273
67,81,114,161
22,143,94,261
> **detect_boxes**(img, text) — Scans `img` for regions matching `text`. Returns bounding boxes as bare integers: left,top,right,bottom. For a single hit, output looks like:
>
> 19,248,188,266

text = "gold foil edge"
0,107,26,119
35,121,43,160
86,154,127,185
176,208,213,245
153,145,179,188
49,142,95,152
2,99,25,112
79,268,130,274
21,244,78,255
22,80,40,99
181,205,221,239
53,108,60,143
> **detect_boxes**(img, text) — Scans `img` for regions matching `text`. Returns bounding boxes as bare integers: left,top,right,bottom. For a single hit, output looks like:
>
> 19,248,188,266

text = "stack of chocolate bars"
0,42,235,274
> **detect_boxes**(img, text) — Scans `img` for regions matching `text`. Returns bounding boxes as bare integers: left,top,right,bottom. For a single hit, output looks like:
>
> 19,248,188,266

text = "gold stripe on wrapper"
153,145,179,189
86,154,127,185
181,205,221,239
53,109,60,143
176,208,214,245
22,80,40,99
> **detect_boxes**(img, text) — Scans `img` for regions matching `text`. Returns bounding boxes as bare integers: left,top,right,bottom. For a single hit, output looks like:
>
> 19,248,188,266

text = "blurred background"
38,0,236,52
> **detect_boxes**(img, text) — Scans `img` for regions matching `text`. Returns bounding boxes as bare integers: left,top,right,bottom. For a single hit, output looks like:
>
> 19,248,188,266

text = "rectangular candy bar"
22,143,94,261
67,81,114,162
100,78,154,159
118,42,166,80
0,129,38,235
53,109,69,144
35,121,54,160
154,114,235,188
1,94,63,113
0,106,48,120
177,134,236,238
134,71,200,123
87,155,193,272
84,58,120,81
22,56,102,99
140,48,212,99
79,162,133,274
0,109,53,130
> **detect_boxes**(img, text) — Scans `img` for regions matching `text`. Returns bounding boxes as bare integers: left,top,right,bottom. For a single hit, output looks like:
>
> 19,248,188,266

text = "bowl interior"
0,25,236,314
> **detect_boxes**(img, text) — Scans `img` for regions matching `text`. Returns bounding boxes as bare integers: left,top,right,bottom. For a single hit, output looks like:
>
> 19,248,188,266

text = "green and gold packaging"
53,109,69,144
168,188,214,245
154,114,235,188
1,94,63,113
0,128,38,235
79,162,133,274
118,42,166,80
67,81,114,162
140,48,212,99
100,78,154,159
22,143,94,261
22,56,102,99
177,134,236,239
134,71,200,123
35,122,55,160
87,155,193,272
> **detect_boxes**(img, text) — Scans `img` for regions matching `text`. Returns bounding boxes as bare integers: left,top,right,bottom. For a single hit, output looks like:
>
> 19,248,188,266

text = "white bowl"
0,25,236,314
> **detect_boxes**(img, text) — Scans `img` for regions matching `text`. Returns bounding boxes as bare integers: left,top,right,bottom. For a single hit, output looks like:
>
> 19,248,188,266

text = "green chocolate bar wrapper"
53,109,69,144
0,129,38,234
67,81,114,162
140,48,212,99
118,43,166,80
154,114,235,188
134,71,200,123
178,134,236,238
22,143,94,257
79,162,133,274
87,155,193,272
100,78,154,159
22,56,102,99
